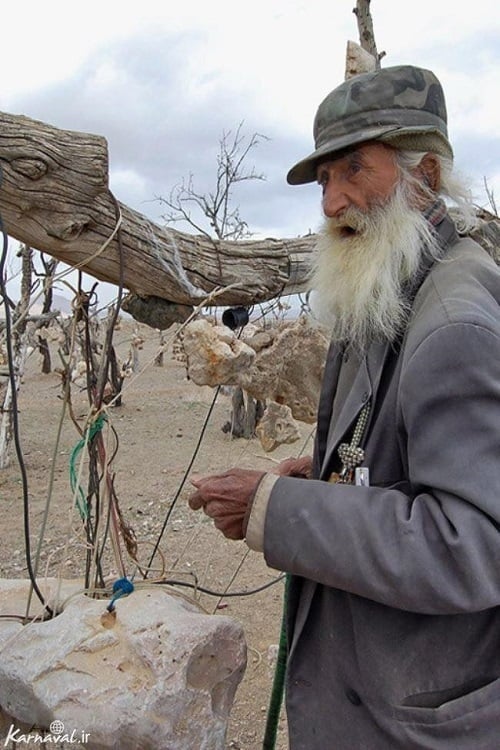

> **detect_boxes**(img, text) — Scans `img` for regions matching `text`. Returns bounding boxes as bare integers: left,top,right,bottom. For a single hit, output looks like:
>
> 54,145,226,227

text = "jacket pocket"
393,675,500,725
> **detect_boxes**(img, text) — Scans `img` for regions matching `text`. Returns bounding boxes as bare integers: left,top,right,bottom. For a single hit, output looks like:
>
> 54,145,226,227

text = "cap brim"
286,125,402,185
286,125,401,185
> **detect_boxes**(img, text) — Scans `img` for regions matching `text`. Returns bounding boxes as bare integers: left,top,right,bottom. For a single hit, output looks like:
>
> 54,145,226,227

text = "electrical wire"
153,573,285,598
143,383,223,578
0,164,53,618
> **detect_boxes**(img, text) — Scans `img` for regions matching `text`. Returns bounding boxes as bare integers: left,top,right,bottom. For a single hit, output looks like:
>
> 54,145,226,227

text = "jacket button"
345,688,362,706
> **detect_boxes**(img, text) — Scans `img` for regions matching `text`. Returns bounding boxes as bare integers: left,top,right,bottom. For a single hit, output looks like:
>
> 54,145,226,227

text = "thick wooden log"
0,111,315,308
0,111,498,322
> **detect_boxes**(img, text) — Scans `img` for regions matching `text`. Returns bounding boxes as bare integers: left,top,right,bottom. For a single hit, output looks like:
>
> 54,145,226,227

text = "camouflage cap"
287,65,453,185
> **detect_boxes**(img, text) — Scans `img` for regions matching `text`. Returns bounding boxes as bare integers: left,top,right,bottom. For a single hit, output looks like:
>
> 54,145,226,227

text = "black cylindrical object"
222,306,249,330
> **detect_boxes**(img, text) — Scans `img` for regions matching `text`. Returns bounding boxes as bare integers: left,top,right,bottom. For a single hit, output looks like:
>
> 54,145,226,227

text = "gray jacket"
265,216,500,749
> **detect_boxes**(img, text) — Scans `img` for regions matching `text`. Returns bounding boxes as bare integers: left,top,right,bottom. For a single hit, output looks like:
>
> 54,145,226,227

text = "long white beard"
309,181,441,351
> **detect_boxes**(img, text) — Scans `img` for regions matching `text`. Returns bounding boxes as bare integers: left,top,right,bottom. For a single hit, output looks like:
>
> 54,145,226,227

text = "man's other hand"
274,455,313,478
188,468,266,540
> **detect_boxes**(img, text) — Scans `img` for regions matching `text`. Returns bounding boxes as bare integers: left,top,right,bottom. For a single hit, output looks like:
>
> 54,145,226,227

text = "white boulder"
0,578,246,749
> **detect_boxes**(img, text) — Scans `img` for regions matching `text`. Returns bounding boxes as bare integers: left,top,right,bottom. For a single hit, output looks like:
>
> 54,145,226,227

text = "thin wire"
213,547,250,613
25,349,72,618
103,282,241,411
0,165,52,618
154,574,285,598
143,384,222,578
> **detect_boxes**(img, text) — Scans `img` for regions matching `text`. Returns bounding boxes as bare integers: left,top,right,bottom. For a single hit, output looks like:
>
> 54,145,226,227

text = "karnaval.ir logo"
49,721,65,736
3,719,91,745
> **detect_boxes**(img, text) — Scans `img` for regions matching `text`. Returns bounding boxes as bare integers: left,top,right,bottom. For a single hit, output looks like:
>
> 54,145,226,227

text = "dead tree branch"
353,0,385,66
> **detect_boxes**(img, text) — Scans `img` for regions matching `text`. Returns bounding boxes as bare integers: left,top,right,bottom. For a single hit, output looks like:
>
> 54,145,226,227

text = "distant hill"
0,292,72,319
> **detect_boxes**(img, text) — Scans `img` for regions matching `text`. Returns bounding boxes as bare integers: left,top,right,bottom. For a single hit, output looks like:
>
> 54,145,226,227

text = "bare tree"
159,122,269,437
158,122,268,241
482,177,498,217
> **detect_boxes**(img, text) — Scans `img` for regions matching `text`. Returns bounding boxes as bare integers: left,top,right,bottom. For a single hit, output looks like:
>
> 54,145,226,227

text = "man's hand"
273,455,313,479
188,468,266,540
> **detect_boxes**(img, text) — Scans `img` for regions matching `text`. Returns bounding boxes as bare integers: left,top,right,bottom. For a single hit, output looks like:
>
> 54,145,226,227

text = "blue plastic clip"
107,577,134,612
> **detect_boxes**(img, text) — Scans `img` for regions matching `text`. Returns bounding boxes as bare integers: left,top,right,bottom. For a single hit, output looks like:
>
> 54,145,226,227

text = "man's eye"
347,157,363,176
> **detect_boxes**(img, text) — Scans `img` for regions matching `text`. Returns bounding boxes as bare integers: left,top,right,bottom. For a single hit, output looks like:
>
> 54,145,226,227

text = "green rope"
263,573,290,749
69,414,107,520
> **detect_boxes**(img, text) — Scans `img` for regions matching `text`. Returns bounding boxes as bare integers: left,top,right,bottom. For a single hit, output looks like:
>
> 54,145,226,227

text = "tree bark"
0,111,315,313
353,0,384,66
0,246,32,468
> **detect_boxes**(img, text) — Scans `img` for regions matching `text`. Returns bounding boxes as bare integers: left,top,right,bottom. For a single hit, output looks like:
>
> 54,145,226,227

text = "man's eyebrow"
316,148,366,179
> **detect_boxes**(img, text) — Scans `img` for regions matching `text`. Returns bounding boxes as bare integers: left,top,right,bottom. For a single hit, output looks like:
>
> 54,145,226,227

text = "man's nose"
321,179,349,218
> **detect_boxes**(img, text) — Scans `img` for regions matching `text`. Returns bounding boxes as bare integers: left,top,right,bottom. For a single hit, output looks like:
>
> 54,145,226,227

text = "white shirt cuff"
245,473,280,552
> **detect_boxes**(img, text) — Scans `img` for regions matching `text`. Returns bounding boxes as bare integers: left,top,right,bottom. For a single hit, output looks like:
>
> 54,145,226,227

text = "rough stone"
181,316,329,424
255,401,301,452
344,40,377,80
0,578,246,749
241,317,329,423
182,319,256,387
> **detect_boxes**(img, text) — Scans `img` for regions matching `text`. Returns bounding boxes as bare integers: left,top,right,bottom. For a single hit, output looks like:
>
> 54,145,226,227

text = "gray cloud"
7,22,499,247
10,28,317,239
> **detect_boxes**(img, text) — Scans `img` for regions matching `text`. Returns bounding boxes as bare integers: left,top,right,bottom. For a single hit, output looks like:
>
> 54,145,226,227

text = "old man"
189,65,500,749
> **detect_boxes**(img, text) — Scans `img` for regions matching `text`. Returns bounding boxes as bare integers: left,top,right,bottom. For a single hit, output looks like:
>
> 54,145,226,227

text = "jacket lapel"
320,340,393,478
288,340,394,657
314,341,343,470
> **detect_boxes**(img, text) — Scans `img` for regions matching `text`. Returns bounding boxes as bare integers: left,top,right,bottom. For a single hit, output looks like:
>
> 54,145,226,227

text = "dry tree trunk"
0,111,315,327
37,255,59,374
154,331,166,367
0,246,32,468
0,344,30,468
352,0,385,66
223,387,266,440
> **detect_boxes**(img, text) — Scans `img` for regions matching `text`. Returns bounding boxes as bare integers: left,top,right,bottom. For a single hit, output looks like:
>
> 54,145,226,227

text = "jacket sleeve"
263,321,500,614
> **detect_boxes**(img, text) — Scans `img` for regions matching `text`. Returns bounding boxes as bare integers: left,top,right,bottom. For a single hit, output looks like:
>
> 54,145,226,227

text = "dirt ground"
0,318,315,749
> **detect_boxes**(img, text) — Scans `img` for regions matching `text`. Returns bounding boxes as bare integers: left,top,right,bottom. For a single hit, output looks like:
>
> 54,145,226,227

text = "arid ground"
0,318,315,749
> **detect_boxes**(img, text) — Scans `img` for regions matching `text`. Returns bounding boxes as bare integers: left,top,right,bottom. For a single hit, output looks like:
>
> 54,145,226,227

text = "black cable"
153,573,285,598
144,315,256,578
0,165,53,617
143,384,223,578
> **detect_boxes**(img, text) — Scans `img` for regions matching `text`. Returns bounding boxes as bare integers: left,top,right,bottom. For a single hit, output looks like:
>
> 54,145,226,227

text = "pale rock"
243,330,274,354
182,319,255,387
0,578,246,749
182,317,329,424
266,643,279,678
256,402,300,452
241,317,329,423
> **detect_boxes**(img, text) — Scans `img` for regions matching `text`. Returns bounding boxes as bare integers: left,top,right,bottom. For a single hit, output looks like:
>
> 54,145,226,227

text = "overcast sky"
1,0,499,299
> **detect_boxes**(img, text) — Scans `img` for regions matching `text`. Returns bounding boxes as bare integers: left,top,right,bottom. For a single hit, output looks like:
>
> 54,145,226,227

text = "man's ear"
416,153,441,192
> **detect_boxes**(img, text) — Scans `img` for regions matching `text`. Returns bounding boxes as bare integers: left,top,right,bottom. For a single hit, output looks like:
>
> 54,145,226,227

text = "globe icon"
49,720,65,735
